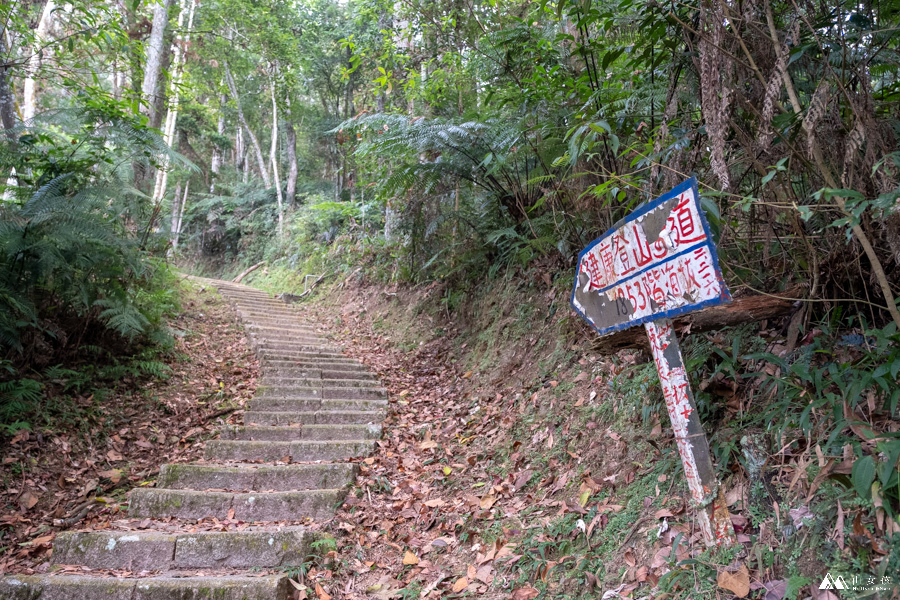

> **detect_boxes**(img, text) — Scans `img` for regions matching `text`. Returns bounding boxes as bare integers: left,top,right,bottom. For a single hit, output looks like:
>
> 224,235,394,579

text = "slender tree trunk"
151,0,196,206
224,62,271,188
112,59,121,100
210,91,226,192
284,100,298,206
0,33,17,141
141,0,174,125
172,178,189,250
269,76,284,237
170,180,182,242
0,28,16,198
234,126,243,169
22,0,56,124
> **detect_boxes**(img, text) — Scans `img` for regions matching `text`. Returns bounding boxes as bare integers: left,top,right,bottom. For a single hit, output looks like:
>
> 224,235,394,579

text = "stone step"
259,377,380,388
235,306,303,315
222,424,382,442
157,462,358,491
223,296,276,304
244,410,383,426
251,334,329,344
257,347,347,357
259,368,375,381
247,325,319,335
128,488,342,521
218,291,273,299
204,439,374,462
237,314,306,322
261,373,377,385
255,340,341,350
51,527,313,570
261,357,362,367
241,318,307,324
248,398,388,412
0,574,292,599
255,344,344,355
252,338,327,349
257,386,387,400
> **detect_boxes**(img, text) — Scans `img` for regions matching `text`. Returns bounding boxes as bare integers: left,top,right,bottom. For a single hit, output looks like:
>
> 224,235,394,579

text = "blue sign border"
569,177,731,338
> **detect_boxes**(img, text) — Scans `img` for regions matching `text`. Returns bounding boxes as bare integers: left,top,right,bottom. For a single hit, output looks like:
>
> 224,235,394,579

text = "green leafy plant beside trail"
0,100,186,432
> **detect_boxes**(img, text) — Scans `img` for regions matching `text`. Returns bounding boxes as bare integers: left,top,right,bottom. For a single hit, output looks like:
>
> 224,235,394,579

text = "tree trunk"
151,0,196,206
22,0,56,124
120,0,143,105
141,0,174,126
234,125,244,169
210,91,226,192
172,178,189,250
0,32,17,141
269,76,284,237
224,62,271,188
590,288,805,355
170,180,182,243
284,109,298,206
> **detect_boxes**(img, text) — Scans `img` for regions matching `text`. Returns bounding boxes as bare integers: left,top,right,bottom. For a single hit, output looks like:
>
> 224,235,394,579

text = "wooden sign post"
571,178,736,546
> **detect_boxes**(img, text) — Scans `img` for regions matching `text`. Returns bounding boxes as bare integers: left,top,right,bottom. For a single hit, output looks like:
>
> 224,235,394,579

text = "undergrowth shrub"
0,96,185,432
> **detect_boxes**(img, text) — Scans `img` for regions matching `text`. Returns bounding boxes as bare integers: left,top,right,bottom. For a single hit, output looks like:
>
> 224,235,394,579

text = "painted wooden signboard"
571,178,737,546
571,178,731,336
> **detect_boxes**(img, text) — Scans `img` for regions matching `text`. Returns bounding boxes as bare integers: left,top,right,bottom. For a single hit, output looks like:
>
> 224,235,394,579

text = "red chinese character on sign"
598,241,614,284
668,194,706,246
631,226,655,268
581,250,603,290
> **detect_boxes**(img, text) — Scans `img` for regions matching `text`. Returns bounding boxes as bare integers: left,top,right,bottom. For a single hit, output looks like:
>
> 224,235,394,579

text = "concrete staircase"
1,280,383,599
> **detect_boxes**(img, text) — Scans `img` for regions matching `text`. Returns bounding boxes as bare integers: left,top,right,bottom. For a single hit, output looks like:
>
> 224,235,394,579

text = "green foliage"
0,103,179,357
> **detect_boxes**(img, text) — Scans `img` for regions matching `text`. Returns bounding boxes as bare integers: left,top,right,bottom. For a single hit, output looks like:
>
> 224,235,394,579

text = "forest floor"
287,271,898,600
3,271,896,599
300,280,698,599
0,279,259,575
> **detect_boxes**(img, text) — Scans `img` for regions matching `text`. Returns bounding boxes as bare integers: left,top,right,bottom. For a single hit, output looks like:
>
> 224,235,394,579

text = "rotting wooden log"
233,261,266,284
591,287,805,354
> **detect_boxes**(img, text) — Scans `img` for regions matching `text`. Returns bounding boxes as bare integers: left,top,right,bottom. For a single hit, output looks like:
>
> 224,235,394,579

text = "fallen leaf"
789,505,813,529
19,491,40,510
402,551,419,565
98,469,122,483
717,565,750,597
763,579,787,600
480,494,496,510
511,586,539,600
31,534,54,546
420,440,438,450
106,450,123,462
424,499,446,508
451,577,468,593
654,509,673,519
833,500,845,550
475,565,494,584
315,582,331,600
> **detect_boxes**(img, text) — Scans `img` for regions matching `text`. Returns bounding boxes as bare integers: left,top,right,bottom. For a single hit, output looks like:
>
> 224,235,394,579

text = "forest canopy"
1,0,899,359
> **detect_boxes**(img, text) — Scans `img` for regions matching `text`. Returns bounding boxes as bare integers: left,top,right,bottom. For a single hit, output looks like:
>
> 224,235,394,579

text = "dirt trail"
1,278,383,599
